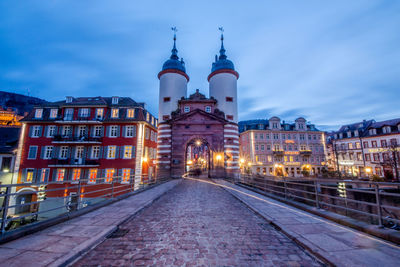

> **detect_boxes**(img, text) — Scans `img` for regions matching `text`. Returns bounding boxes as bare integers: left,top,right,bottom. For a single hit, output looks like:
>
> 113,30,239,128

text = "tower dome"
158,31,189,81
208,31,239,81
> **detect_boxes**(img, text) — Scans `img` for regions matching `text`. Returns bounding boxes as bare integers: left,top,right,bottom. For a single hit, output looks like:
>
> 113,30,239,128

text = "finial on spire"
218,27,226,60
170,26,179,60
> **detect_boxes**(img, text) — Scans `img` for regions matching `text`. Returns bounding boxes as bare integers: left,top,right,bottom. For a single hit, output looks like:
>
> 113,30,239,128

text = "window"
273,123,278,129
35,109,43,118
1,157,12,172
39,168,49,182
79,108,89,117
72,168,81,183
105,168,115,183
78,126,86,138
50,109,58,118
373,153,379,162
109,126,118,137
363,141,369,148
62,125,72,136
226,115,233,120
107,146,116,159
43,146,53,159
163,115,170,120
93,126,102,137
390,139,398,146
146,112,150,122
369,129,376,135
381,140,387,147
226,97,233,102
163,97,171,102
88,169,97,184
28,146,38,159
261,145,265,151
123,146,132,159
76,146,84,159
125,126,136,137
64,108,74,120
371,141,377,148
31,126,41,137
96,108,104,119
59,146,68,159
145,128,150,139
111,108,119,118
273,134,278,140
26,169,35,183
255,145,259,151
348,143,353,149
122,169,131,184
259,134,264,139
205,106,211,113
56,169,65,182
127,109,135,118
112,96,119,104
356,142,361,149
91,146,100,159
282,134,286,140
300,134,305,140
308,134,311,140
47,125,56,137
184,106,190,113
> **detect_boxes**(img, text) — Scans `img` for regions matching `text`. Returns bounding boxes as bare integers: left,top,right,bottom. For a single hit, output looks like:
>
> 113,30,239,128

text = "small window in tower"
163,97,171,102
184,106,190,113
226,115,234,120
163,115,170,120
226,97,233,102
205,106,211,113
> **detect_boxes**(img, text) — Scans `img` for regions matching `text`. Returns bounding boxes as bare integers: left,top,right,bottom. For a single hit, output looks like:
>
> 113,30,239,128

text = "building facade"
156,32,240,179
328,118,400,180
14,96,157,214
239,117,327,177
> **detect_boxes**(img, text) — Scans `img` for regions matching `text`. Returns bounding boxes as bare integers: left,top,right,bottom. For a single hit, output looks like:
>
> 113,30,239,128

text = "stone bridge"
0,178,399,266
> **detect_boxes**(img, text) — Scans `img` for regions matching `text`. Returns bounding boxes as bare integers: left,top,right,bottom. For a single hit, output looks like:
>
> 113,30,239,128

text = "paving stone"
73,179,320,266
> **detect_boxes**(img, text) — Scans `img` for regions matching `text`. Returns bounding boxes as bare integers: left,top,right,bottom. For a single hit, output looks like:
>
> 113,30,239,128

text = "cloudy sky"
0,0,399,130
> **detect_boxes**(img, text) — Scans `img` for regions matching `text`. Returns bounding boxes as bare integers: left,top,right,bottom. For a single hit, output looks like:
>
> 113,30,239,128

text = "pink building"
239,117,327,177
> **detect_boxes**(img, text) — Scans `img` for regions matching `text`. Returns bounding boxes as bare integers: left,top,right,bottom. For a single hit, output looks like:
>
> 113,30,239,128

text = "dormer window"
127,109,135,118
258,124,263,130
50,109,58,119
184,106,190,113
79,108,90,118
34,108,43,118
205,106,211,113
339,133,343,139
112,96,119,105
66,96,73,103
354,130,359,137
382,126,391,134
111,108,119,118
273,123,278,129
369,128,376,135
347,131,352,138
96,108,104,119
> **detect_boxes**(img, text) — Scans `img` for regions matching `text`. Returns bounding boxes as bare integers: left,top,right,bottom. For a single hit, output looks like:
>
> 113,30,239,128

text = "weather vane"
218,27,224,33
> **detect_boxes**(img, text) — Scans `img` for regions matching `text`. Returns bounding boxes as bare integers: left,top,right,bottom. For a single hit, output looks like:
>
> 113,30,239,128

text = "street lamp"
196,140,201,146
142,157,148,163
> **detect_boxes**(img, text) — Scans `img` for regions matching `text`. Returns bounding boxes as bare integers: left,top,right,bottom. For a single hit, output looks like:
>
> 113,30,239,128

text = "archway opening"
185,138,210,178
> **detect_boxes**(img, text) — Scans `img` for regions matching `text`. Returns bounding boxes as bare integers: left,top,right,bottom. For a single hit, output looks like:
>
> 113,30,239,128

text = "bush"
301,170,310,177
370,174,384,182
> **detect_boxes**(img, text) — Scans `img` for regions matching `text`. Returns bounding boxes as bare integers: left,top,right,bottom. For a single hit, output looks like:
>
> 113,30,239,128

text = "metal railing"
238,175,400,229
0,175,170,237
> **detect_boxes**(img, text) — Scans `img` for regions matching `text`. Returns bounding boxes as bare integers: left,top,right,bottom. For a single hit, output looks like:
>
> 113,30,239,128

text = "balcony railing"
61,115,104,122
272,150,285,156
49,158,100,166
53,135,102,143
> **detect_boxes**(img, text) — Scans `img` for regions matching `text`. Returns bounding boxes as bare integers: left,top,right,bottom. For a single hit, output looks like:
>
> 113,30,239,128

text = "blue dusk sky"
0,1,399,130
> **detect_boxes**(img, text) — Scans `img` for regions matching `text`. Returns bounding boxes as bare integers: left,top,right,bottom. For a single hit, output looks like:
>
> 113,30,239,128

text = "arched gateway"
156,30,240,179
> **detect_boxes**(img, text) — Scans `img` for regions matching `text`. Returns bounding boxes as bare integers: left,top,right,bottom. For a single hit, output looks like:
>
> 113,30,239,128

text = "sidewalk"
216,179,400,266
0,180,181,267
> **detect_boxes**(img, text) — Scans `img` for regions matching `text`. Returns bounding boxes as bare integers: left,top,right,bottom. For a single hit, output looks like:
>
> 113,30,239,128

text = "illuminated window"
124,146,132,159
127,109,135,118
107,146,116,159
72,168,81,183
35,109,43,118
146,113,150,122
50,109,58,118
40,168,49,182
96,108,104,119
26,169,35,183
122,169,131,184
105,168,114,183
89,168,97,184
111,108,119,118
57,169,65,182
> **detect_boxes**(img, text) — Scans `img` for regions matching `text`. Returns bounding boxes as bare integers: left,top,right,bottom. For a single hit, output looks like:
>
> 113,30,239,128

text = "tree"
379,142,400,181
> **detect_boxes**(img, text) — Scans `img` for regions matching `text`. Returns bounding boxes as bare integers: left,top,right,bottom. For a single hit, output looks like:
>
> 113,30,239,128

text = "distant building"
0,107,22,126
328,118,400,180
0,127,20,185
239,117,327,177
14,96,157,214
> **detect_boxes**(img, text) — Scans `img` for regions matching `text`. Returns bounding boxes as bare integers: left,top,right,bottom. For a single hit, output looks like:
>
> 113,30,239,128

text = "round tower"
158,31,189,122
208,31,239,123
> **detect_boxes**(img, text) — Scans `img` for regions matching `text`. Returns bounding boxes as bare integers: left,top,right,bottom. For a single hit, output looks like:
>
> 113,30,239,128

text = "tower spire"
170,26,179,60
218,27,227,60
